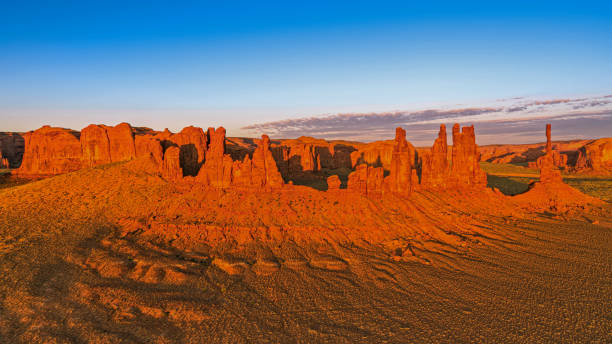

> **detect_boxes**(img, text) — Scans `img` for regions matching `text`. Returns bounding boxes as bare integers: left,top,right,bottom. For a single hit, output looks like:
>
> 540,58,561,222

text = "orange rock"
106,123,136,163
538,124,563,183
162,146,182,180
575,138,612,173
385,127,412,194
168,126,207,176
196,127,234,188
135,135,164,165
16,126,83,175
420,124,449,188
326,175,341,190
348,164,384,196
80,124,112,167
232,135,284,189
450,124,487,187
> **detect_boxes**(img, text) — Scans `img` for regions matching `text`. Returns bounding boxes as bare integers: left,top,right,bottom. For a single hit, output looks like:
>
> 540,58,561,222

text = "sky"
1,1,611,144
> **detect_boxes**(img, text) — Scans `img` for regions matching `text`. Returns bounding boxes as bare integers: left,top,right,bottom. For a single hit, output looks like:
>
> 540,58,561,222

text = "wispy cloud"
242,95,612,145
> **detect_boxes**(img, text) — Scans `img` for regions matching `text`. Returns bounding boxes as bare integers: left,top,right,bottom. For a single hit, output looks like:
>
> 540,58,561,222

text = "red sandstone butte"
162,146,182,180
450,124,487,187
420,124,449,188
135,135,164,165
17,126,83,175
538,124,563,183
385,127,412,194
196,127,234,188
347,164,384,196
233,135,284,189
575,138,612,174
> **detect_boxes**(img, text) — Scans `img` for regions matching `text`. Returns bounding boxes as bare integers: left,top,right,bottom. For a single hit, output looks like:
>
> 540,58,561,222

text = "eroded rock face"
575,138,612,173
0,132,25,168
232,135,284,189
385,127,412,194
135,135,164,165
539,124,563,184
450,124,487,187
326,175,341,190
162,146,182,181
81,124,112,167
420,124,449,188
107,123,136,163
168,126,207,177
196,127,234,188
271,137,355,179
347,164,384,196
17,126,83,175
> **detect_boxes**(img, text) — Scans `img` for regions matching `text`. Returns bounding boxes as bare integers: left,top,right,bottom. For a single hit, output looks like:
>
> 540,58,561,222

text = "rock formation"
326,175,341,190
450,124,487,187
196,127,234,188
347,164,384,196
271,137,355,177
16,126,83,175
384,127,412,194
166,126,207,177
538,124,563,183
232,135,284,189
420,124,449,188
0,132,25,168
161,146,182,181
135,135,164,165
574,138,612,174
80,124,112,167
350,140,416,171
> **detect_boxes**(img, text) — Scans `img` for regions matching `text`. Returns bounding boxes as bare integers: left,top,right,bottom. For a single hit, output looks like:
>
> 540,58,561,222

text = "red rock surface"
385,127,412,194
574,138,612,174
80,124,112,167
347,164,384,196
166,126,207,177
135,135,164,165
271,137,354,176
161,146,182,180
0,132,25,168
232,135,284,189
16,126,83,175
420,124,449,188
450,124,487,187
196,127,234,188
326,175,341,190
107,123,137,163
538,124,563,184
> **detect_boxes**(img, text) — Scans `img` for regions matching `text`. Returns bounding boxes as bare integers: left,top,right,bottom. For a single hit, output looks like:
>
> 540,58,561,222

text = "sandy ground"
0,161,610,343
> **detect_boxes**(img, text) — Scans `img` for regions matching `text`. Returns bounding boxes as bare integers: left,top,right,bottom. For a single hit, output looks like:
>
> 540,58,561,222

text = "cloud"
242,94,612,145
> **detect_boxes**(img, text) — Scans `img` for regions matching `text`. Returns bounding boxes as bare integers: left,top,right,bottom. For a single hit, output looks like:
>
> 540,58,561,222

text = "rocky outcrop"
167,126,207,177
232,135,284,189
347,164,384,196
135,135,164,165
574,138,612,174
16,126,83,175
162,146,182,181
0,154,8,169
80,124,112,167
420,124,449,188
384,127,412,194
0,132,25,168
196,127,234,188
271,137,355,176
80,123,138,168
450,124,487,187
538,124,563,184
326,175,341,190
350,139,416,171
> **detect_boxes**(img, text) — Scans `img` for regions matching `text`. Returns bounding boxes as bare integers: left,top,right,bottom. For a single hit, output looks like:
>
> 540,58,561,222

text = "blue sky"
1,1,611,142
